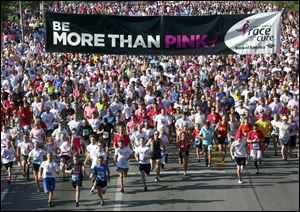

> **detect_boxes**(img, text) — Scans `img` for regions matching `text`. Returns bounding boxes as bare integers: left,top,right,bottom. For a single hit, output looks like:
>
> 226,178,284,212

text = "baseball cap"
282,116,288,120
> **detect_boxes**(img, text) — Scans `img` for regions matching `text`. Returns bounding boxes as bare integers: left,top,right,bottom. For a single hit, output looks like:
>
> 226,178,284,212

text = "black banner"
45,12,281,55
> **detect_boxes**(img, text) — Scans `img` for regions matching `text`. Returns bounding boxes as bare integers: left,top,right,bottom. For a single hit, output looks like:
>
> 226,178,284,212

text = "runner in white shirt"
38,152,59,207
41,107,55,136
230,130,248,184
1,125,11,149
17,133,33,178
142,121,154,141
1,141,17,184
51,122,69,143
271,114,281,156
175,112,194,137
277,116,291,160
114,140,133,193
122,100,136,121
130,125,147,150
135,137,151,192
58,134,72,181
154,109,172,135
84,141,107,194
28,142,46,192
88,112,101,133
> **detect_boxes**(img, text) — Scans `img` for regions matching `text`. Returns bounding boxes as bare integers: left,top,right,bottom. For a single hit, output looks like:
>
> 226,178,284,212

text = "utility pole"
19,1,24,41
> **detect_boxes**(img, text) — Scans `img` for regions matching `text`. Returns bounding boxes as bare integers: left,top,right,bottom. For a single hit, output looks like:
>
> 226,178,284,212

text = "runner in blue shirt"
199,121,214,167
93,156,110,206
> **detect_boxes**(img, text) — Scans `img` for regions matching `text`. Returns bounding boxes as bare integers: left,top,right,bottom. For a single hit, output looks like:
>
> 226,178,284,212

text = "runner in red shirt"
113,125,130,149
247,123,264,174
215,116,228,161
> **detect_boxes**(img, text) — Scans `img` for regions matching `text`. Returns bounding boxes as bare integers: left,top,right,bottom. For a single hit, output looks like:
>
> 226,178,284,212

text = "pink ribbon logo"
236,20,250,36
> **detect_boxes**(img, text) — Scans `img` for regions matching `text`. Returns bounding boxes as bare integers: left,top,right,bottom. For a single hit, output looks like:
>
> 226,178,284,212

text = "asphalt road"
1,142,299,211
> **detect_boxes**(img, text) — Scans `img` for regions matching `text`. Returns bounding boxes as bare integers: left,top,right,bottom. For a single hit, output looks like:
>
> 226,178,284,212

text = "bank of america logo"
266,44,275,48
236,20,250,36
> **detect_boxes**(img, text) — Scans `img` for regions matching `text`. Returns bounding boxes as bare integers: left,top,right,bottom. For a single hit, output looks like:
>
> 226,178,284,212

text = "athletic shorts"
202,144,213,152
96,180,107,189
139,163,151,176
264,137,270,145
250,149,262,159
280,138,289,146
22,154,29,161
217,137,227,145
151,153,162,160
178,149,189,158
289,135,296,148
32,163,41,171
43,177,56,193
71,180,82,188
4,162,13,170
234,157,247,166
116,167,129,175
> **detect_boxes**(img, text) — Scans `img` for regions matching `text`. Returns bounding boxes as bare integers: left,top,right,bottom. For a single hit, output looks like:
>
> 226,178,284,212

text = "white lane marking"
113,178,123,211
1,188,9,202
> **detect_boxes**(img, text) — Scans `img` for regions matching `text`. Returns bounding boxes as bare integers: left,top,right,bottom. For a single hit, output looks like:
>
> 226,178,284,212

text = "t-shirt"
200,126,214,145
1,147,15,163
59,141,71,157
41,112,55,130
277,123,290,139
28,148,46,165
30,128,45,142
80,125,94,141
114,146,133,169
40,160,59,179
215,123,228,138
93,164,110,182
247,130,264,150
232,140,248,157
68,120,82,137
66,161,84,181
207,113,222,126
155,114,172,133
17,141,33,155
113,134,130,147
256,119,272,138
239,124,253,140
135,146,151,164
90,149,107,169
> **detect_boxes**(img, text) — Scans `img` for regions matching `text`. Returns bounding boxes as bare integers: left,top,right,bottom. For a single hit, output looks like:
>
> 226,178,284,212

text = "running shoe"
75,201,79,207
207,163,211,168
48,202,54,207
120,188,124,193
100,200,104,206
238,180,243,184
154,177,160,182
144,186,148,192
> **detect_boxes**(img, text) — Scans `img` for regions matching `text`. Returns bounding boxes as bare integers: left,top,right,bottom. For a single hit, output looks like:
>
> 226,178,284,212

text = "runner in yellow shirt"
255,114,273,159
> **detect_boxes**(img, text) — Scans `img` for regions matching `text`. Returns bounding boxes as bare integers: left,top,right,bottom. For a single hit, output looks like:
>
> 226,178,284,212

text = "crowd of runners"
1,1,299,208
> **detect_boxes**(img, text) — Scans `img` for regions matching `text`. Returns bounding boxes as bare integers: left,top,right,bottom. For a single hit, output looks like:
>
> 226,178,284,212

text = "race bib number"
71,174,80,181
83,129,89,136
103,132,109,139
97,171,105,179
194,139,201,145
253,143,260,150
46,171,52,177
